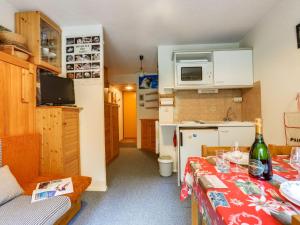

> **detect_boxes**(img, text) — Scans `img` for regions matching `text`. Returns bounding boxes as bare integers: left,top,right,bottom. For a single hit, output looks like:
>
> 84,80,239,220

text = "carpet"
69,147,191,225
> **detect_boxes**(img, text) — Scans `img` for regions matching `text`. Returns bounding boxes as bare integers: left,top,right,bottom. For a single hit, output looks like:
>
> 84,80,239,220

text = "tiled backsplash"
174,89,242,122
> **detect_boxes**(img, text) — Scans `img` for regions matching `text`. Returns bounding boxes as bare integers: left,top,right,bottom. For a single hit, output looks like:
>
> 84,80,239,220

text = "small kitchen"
157,43,261,184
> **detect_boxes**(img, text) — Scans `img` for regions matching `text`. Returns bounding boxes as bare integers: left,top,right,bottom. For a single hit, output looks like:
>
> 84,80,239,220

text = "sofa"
0,134,91,225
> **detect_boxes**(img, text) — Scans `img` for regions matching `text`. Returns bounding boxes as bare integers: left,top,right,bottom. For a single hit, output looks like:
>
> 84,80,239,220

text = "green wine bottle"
248,118,273,180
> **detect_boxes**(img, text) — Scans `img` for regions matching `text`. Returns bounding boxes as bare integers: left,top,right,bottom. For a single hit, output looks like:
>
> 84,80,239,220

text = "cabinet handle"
180,132,183,146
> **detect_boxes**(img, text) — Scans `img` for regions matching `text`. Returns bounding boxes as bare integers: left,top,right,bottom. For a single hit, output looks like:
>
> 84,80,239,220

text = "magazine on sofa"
31,178,74,203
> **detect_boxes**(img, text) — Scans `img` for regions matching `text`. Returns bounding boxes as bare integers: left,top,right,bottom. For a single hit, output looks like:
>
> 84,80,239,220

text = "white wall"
109,73,137,85
158,43,240,171
62,25,107,191
0,0,17,31
240,0,300,145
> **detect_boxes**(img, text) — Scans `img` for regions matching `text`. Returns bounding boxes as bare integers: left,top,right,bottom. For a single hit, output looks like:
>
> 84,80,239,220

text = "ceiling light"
125,85,133,91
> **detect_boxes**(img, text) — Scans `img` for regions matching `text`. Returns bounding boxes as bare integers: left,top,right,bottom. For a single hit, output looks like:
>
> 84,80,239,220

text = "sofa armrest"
21,176,92,203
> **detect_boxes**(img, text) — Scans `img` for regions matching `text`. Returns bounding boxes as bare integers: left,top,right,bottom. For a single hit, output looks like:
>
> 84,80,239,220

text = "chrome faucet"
224,107,235,121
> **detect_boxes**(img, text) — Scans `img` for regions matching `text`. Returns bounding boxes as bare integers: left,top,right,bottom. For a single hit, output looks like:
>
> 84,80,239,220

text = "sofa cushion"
0,195,71,225
22,175,92,203
0,165,23,206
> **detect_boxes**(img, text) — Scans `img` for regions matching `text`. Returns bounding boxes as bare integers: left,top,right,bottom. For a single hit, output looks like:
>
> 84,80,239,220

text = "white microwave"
175,60,213,87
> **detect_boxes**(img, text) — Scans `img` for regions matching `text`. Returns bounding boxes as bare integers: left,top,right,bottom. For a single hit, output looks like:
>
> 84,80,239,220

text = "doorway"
123,91,137,142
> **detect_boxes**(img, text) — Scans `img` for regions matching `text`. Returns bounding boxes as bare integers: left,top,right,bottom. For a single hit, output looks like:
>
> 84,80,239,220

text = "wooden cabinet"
213,49,253,87
104,103,119,164
141,119,157,152
15,11,62,74
36,107,80,176
0,52,36,136
104,66,109,88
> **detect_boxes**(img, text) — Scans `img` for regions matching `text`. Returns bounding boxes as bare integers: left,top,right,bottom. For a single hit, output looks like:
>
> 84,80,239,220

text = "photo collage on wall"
65,35,101,79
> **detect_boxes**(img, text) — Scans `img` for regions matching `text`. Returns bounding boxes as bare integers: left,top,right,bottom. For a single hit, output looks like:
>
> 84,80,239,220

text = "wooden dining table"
180,155,300,225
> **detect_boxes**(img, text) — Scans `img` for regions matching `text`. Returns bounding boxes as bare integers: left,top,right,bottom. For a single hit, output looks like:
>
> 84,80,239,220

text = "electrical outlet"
233,97,243,103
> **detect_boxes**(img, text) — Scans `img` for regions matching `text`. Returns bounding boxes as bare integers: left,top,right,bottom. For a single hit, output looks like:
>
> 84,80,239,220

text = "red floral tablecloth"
180,156,300,225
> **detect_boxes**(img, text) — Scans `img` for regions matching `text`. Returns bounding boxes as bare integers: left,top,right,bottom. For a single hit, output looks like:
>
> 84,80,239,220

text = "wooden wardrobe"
0,52,36,136
104,103,119,164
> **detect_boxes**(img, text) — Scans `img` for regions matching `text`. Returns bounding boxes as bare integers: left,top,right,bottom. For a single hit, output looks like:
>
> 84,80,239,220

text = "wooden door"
62,109,80,176
123,91,137,139
141,119,157,153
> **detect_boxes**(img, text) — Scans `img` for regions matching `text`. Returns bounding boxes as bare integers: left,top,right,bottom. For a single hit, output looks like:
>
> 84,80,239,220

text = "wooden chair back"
268,144,292,156
1,134,40,185
292,215,300,225
202,145,250,157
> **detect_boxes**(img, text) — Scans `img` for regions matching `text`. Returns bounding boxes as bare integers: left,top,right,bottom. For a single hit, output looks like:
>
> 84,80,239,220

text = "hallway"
70,147,191,225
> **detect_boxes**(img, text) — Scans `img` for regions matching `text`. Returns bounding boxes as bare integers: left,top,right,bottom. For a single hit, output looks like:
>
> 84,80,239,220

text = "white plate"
224,152,249,165
280,181,300,206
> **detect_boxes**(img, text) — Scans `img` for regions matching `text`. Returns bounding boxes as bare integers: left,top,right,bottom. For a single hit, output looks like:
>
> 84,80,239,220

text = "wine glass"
290,147,300,180
216,150,230,173
231,142,243,173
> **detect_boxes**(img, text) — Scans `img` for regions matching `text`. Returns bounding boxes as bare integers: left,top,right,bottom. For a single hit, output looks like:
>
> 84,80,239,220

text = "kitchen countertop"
159,121,254,127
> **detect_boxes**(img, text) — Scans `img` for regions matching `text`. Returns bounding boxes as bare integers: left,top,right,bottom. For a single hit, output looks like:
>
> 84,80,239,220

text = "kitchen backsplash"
174,89,242,122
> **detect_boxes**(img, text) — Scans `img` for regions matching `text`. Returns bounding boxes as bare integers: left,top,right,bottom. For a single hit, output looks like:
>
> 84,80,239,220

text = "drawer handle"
220,130,229,133
63,122,67,125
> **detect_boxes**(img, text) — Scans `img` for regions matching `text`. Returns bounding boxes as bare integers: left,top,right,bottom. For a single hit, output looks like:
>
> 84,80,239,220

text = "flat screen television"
39,74,75,105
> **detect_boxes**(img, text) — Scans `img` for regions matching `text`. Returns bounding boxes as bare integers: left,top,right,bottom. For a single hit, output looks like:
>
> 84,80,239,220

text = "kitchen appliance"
179,127,219,182
175,59,213,87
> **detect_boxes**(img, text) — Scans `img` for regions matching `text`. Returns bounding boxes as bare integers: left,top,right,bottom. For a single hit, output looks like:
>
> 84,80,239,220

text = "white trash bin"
158,155,173,177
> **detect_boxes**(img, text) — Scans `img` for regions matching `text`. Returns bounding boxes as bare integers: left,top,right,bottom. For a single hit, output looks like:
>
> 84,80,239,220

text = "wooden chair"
268,144,292,156
202,145,250,157
292,215,300,225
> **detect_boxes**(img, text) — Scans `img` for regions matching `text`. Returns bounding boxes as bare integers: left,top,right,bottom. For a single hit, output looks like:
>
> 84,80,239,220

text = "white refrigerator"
179,127,219,182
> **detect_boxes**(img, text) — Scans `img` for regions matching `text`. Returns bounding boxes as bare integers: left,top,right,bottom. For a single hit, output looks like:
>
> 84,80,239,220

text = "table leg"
191,192,199,225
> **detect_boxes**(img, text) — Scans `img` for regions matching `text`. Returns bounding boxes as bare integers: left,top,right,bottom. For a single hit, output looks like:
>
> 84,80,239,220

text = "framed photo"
297,24,300,48
66,34,101,79
139,74,158,89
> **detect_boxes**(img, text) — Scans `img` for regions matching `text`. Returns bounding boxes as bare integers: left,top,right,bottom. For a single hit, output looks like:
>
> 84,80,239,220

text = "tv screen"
40,75,75,105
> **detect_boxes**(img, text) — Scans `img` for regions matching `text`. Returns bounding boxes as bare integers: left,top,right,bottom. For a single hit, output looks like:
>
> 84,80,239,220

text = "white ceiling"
7,0,280,76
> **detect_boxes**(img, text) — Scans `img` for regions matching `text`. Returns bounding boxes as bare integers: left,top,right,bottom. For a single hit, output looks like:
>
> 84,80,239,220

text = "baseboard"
86,181,107,192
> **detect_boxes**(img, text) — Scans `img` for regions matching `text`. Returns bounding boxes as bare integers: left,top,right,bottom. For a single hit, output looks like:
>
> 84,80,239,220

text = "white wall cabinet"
218,126,255,146
213,49,253,87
